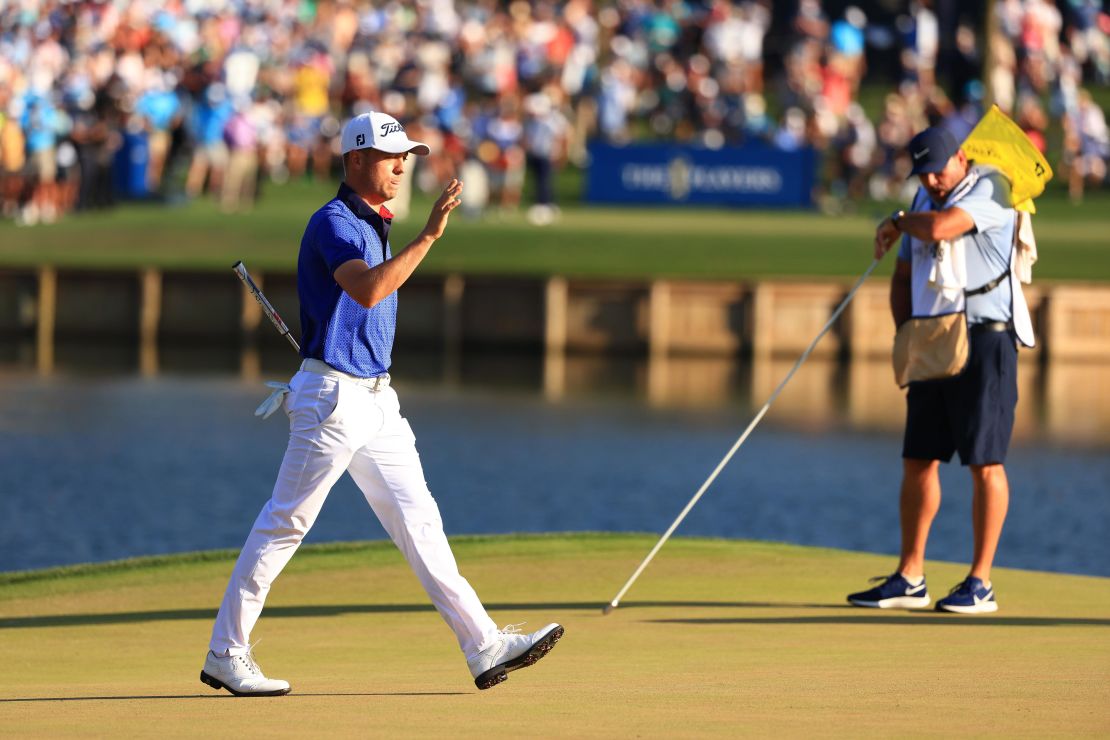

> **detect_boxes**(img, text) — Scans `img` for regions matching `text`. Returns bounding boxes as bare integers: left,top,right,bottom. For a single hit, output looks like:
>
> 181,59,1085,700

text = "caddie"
847,125,1035,614
200,111,563,696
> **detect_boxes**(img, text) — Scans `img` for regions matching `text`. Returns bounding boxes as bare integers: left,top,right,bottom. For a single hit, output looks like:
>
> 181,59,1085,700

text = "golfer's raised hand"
873,217,900,260
422,179,464,241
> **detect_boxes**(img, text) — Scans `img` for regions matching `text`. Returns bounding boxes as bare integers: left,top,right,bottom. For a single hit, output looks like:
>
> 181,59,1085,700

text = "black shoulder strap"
965,269,1009,297
965,211,1018,297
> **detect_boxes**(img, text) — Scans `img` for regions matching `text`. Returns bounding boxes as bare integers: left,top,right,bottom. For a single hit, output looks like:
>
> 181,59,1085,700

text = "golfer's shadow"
0,691,467,704
15,600,1096,630
0,600,837,629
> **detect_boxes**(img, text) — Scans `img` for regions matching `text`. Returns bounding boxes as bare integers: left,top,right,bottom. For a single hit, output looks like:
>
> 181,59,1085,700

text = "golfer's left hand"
422,179,464,241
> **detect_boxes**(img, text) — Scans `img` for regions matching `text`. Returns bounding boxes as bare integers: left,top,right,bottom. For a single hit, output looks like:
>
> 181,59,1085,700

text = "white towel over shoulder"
922,168,982,303
1015,210,1037,284
927,238,967,301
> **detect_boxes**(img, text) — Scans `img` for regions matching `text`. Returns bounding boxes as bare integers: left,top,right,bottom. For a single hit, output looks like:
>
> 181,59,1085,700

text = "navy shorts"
903,329,1018,466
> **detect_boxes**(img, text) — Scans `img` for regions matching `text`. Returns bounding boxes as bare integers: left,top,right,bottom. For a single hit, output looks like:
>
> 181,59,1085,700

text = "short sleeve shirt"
898,166,1016,325
297,184,396,377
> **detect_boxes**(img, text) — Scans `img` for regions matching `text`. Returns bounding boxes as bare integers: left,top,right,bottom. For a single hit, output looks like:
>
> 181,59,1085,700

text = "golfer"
201,111,563,696
848,126,1032,614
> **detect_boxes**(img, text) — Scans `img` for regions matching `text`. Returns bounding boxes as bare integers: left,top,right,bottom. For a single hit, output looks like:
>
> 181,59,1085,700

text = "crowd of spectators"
0,0,1107,227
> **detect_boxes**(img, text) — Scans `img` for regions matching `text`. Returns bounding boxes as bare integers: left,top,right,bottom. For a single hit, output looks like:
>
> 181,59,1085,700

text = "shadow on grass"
0,600,845,629
649,615,1110,627
0,692,467,703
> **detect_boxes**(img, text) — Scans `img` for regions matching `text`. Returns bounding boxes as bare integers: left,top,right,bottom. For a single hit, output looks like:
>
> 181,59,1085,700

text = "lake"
1,345,1107,577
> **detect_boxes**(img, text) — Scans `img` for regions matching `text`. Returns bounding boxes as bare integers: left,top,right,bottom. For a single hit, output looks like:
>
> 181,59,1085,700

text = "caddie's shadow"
648,615,1110,628
0,600,843,630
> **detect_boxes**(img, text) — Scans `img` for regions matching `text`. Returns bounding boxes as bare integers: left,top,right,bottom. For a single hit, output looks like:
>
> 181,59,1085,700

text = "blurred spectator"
871,90,924,201
1016,92,1050,154
69,91,114,212
1,0,1108,227
21,91,66,224
220,99,258,213
597,58,637,144
905,1,939,91
828,6,868,103
185,82,232,199
523,88,570,225
773,107,809,152
1,98,27,220
988,29,1018,114
483,95,527,213
458,155,491,219
1064,0,1110,84
55,138,79,214
1067,88,1110,201
287,49,333,182
135,71,181,194
794,0,830,43
833,102,877,203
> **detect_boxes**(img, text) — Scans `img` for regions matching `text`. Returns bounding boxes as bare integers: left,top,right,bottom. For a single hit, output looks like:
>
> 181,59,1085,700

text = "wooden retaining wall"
2,268,1109,372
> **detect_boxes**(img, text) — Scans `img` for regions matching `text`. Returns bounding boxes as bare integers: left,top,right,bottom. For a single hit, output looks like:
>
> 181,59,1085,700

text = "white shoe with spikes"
466,623,564,690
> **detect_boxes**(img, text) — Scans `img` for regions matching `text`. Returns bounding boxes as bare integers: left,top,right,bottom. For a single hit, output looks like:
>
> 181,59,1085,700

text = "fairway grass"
1,534,1107,737
2,179,1110,281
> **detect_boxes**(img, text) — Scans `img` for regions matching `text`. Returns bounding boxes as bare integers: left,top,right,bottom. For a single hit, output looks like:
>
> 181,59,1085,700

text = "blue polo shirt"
297,183,396,377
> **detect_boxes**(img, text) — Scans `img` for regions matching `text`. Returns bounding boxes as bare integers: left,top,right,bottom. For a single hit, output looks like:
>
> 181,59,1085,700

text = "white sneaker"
467,623,564,690
200,648,291,697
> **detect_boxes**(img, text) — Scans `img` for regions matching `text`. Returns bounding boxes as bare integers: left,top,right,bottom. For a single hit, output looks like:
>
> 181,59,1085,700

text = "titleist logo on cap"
340,111,430,155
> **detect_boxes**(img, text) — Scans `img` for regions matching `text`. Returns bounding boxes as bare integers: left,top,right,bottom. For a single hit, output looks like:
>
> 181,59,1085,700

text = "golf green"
1,535,1107,737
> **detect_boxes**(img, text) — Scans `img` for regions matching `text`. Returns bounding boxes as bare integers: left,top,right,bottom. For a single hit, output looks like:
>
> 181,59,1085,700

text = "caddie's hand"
874,217,901,260
421,179,464,241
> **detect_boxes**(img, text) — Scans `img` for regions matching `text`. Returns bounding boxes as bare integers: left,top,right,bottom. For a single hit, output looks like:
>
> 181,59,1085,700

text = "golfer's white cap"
340,111,430,156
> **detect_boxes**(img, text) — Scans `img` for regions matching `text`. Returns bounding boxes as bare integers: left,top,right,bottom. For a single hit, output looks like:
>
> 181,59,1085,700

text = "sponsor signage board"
586,142,816,208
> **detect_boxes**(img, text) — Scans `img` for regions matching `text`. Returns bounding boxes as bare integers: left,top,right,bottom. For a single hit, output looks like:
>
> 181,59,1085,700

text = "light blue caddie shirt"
898,167,1016,325
297,183,396,377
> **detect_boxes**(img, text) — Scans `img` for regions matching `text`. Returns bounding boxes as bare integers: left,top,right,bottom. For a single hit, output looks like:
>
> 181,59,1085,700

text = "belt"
301,358,391,391
969,320,1011,335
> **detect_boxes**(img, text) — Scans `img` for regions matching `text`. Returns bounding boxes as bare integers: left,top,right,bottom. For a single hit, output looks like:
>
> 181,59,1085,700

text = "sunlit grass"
2,174,1108,281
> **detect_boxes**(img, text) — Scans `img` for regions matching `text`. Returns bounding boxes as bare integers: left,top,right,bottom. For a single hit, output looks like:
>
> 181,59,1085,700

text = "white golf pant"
209,365,499,659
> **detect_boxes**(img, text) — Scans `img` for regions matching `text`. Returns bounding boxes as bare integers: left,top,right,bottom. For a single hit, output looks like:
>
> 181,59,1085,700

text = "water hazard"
1,344,1107,576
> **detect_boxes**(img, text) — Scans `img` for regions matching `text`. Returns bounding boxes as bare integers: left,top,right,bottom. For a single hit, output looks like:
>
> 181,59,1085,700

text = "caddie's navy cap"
907,126,960,176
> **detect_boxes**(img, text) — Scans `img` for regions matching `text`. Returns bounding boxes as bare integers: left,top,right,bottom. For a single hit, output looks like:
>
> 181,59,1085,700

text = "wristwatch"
890,209,906,230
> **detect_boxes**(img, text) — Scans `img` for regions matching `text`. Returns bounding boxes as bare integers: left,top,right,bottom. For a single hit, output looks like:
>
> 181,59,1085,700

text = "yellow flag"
961,105,1053,213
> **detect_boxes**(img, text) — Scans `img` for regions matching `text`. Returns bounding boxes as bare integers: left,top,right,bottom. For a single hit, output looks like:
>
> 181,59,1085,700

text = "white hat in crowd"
340,111,431,156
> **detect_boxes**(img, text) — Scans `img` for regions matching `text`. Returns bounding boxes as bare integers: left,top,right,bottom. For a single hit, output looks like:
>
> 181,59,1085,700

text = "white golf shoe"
467,623,564,690
200,648,291,697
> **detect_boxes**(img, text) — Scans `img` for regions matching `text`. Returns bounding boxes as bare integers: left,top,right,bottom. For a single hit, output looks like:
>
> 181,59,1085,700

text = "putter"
603,257,885,614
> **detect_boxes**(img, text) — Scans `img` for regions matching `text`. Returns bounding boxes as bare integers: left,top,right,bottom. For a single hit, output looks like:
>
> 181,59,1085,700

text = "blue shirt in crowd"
21,94,61,153
136,89,180,132
193,97,233,147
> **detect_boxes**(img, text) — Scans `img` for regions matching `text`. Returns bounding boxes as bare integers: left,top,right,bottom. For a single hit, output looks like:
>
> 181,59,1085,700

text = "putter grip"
233,261,300,352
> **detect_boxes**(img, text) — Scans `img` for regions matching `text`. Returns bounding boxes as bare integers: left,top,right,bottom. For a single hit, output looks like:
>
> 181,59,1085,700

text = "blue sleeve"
313,211,365,274
958,174,1011,235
